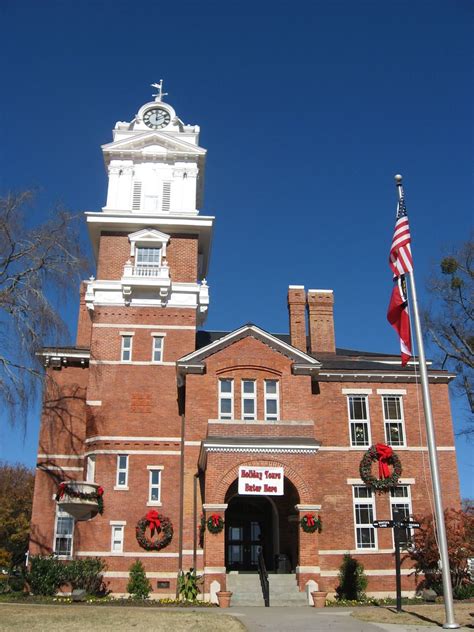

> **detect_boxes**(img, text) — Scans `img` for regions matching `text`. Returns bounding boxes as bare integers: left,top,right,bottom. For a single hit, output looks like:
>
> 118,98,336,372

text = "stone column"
202,503,228,601
295,503,322,594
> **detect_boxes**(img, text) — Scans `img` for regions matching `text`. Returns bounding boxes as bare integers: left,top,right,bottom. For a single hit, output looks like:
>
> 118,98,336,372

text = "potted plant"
216,590,232,608
311,590,328,608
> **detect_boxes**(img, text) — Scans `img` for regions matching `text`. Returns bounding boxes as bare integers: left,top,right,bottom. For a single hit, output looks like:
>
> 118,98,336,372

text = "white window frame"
390,485,413,548
264,380,280,421
136,245,162,267
53,507,74,559
218,378,234,420
120,333,134,363
382,395,406,447
347,395,371,447
352,485,377,550
86,455,96,483
147,465,164,506
151,334,165,363
241,379,257,421
110,522,125,553
115,454,129,489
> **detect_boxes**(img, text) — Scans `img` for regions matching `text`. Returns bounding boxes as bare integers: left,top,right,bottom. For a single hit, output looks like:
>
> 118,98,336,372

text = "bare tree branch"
0,191,89,427
423,236,474,428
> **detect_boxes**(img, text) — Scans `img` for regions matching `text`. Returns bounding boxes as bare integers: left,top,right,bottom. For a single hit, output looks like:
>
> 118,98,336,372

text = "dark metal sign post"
373,511,421,613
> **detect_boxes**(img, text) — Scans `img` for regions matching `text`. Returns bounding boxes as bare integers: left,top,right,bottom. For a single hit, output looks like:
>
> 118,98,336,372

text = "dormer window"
136,246,161,268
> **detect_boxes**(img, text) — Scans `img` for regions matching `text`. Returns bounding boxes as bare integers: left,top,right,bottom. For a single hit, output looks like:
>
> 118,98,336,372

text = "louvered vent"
162,182,171,212
132,181,142,210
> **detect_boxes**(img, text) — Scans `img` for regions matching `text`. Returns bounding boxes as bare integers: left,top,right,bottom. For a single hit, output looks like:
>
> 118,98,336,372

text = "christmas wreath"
206,513,224,534
300,513,322,533
136,510,173,551
359,443,402,492
56,482,104,514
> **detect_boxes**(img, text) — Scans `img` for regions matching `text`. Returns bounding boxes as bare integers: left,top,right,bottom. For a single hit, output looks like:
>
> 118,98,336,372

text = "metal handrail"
258,549,270,607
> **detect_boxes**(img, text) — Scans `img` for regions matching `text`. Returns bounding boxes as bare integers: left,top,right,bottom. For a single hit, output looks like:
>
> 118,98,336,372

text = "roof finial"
151,80,168,102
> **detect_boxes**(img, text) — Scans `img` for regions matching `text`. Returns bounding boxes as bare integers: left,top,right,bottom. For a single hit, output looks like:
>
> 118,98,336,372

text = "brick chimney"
307,289,335,354
288,285,307,352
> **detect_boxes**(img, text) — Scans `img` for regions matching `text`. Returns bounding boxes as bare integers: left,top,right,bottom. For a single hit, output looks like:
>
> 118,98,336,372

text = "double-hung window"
111,524,124,553
390,486,412,547
86,455,96,483
136,246,161,277
121,335,133,362
152,335,164,363
116,454,128,488
383,395,406,447
54,508,74,558
264,380,279,421
348,395,370,446
242,380,257,421
148,467,163,504
353,485,377,549
219,379,233,420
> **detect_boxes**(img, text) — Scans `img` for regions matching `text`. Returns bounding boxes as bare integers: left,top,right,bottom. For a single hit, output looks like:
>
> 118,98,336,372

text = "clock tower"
84,81,213,321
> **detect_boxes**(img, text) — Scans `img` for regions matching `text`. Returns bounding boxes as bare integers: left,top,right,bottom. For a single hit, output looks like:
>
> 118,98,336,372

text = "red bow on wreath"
97,486,104,497
305,514,315,527
211,513,221,527
146,509,161,536
375,443,393,479
56,482,66,501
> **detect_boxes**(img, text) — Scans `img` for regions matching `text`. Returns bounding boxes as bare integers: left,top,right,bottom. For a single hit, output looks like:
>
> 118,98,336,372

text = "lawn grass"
351,602,474,627
0,603,246,631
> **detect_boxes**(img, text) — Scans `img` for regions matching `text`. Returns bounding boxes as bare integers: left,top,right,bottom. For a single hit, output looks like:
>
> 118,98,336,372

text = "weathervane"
151,80,168,102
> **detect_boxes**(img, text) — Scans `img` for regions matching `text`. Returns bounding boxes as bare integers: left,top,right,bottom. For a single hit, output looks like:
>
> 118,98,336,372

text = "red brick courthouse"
30,88,461,603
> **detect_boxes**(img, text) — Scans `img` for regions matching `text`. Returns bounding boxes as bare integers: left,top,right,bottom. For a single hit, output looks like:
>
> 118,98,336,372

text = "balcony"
121,260,171,300
56,481,104,521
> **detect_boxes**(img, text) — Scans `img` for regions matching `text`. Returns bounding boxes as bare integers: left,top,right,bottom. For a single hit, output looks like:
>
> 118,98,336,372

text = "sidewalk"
220,606,468,632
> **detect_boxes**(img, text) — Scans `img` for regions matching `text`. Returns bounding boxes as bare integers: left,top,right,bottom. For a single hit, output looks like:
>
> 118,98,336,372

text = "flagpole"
394,175,459,629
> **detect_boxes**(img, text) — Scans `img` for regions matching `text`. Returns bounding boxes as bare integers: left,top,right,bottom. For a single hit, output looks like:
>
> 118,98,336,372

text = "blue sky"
1,1,472,497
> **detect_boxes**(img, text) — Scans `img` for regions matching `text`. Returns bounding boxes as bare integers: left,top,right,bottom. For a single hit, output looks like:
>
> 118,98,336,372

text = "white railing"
123,262,170,280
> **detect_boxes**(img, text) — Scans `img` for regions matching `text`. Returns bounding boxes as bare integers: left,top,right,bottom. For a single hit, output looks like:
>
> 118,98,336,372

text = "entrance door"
227,520,262,571
225,496,273,571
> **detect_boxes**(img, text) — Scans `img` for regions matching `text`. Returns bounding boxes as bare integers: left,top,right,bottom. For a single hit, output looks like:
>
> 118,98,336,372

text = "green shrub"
336,553,368,601
28,556,66,596
453,582,474,600
127,560,151,599
177,568,202,602
65,558,106,594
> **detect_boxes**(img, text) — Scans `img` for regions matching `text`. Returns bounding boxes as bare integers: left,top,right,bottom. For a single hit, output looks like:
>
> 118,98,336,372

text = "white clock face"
143,107,171,129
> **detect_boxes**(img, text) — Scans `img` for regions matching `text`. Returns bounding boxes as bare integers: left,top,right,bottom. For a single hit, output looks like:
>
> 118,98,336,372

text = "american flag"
389,197,413,276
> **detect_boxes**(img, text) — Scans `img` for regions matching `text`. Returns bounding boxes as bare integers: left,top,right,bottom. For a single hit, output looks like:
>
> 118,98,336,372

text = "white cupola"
101,81,206,215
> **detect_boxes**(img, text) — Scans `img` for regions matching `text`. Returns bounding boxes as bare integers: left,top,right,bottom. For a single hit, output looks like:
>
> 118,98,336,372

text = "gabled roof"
101,130,207,159
178,324,321,375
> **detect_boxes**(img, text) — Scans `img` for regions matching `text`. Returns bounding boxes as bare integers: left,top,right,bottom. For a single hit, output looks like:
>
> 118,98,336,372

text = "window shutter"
162,181,171,212
132,181,142,210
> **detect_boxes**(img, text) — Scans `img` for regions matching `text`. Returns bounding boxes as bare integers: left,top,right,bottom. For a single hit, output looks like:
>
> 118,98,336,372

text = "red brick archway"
212,457,313,505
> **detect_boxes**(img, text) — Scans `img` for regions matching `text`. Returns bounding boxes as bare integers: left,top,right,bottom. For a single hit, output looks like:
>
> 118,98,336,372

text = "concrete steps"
227,573,309,607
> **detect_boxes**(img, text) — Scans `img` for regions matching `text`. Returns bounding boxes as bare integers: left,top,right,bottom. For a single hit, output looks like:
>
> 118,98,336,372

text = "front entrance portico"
201,452,321,597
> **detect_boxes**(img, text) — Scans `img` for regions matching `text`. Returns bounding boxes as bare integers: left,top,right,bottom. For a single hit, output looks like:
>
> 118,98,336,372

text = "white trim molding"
295,504,322,512
93,323,195,330
109,520,127,526
37,465,83,472
296,566,321,573
85,450,180,456
319,549,395,555
203,504,228,511
377,388,407,395
347,478,415,485
342,388,373,394
37,454,83,460
86,400,102,406
204,567,226,574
